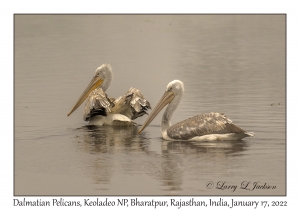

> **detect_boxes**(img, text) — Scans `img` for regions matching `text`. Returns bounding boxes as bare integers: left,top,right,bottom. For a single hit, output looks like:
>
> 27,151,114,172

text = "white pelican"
138,80,254,141
67,64,151,126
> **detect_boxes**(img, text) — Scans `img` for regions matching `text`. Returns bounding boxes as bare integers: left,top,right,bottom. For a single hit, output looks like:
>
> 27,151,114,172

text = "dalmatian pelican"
67,64,151,126
138,80,254,140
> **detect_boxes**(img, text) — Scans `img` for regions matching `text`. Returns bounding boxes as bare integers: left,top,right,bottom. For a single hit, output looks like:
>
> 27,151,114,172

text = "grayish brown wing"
167,112,246,140
83,87,114,121
112,87,151,120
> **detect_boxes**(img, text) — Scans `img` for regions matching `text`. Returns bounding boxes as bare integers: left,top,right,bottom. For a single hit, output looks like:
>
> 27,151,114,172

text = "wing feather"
83,87,114,121
167,112,246,140
112,87,151,120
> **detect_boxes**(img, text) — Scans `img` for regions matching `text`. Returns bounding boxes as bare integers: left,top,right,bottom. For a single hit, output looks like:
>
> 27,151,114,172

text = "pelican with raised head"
138,80,254,141
67,64,151,126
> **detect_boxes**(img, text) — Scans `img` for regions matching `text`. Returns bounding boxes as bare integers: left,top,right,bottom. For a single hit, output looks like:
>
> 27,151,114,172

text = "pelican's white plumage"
138,80,254,141
68,64,151,126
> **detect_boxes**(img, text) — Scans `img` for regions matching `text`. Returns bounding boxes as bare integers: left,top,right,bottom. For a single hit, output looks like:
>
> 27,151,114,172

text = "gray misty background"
15,15,285,195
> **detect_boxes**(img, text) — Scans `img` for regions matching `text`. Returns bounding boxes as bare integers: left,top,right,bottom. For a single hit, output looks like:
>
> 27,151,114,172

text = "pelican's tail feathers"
245,132,255,137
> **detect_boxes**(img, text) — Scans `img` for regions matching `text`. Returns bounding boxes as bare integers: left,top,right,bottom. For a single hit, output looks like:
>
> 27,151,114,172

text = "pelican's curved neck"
101,70,112,92
161,92,182,138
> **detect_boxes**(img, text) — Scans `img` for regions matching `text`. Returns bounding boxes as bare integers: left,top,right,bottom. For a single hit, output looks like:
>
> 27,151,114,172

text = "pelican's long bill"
138,90,174,134
67,76,103,116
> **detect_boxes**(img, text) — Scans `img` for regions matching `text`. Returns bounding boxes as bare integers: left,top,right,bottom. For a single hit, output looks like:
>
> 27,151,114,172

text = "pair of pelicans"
68,64,254,141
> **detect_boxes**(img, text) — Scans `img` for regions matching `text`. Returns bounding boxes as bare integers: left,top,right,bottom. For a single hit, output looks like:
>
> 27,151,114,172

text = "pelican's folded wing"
112,87,151,120
83,87,114,121
167,112,246,140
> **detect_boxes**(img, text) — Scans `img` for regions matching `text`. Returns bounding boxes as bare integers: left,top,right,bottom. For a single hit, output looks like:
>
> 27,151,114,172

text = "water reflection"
76,125,149,153
74,125,150,187
75,125,248,194
161,140,248,156
159,140,248,194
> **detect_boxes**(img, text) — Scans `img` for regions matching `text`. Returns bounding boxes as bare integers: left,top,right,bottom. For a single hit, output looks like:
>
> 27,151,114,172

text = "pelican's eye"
95,70,102,78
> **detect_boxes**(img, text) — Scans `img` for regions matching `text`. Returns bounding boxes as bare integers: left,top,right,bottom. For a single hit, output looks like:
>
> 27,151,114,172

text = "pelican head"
138,80,184,134
67,63,113,116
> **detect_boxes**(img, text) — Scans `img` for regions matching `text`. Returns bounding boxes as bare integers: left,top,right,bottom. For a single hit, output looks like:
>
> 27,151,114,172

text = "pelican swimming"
138,80,254,141
67,64,151,126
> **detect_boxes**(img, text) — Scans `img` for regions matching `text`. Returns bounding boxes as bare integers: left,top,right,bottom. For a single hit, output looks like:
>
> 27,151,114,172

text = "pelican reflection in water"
138,80,254,141
68,64,151,126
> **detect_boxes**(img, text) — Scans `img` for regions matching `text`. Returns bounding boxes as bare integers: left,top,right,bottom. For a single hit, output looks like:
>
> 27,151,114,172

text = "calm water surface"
15,15,285,195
